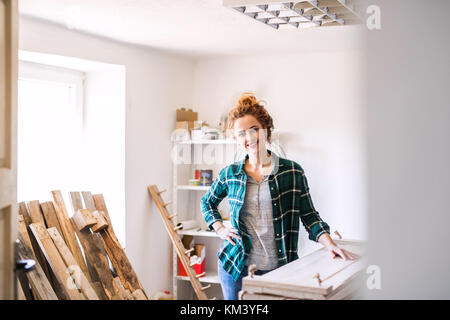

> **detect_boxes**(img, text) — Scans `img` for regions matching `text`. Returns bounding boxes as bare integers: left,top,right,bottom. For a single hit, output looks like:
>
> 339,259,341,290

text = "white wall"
192,51,367,256
362,0,450,299
19,17,196,294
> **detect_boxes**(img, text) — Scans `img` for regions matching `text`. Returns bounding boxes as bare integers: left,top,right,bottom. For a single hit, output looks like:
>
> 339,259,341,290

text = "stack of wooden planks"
16,190,148,300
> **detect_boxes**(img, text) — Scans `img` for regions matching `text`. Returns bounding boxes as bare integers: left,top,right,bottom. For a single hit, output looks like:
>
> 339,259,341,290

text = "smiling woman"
200,92,359,300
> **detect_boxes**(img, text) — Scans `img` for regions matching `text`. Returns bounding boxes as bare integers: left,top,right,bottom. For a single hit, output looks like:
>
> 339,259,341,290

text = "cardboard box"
176,108,198,122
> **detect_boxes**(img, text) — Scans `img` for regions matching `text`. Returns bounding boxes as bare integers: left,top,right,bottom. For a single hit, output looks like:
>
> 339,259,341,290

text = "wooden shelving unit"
172,139,238,300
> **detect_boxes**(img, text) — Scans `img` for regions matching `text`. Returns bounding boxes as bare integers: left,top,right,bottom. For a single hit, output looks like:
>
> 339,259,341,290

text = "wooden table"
240,239,365,300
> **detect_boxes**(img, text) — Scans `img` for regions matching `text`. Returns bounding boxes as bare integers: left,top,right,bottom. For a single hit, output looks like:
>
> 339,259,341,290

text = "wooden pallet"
148,185,213,300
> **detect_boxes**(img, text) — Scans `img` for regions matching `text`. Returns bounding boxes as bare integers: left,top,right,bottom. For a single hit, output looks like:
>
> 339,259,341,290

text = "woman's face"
233,115,267,156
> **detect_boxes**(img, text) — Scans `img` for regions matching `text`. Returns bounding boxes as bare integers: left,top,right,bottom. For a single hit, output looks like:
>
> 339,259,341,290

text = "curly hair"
227,92,274,143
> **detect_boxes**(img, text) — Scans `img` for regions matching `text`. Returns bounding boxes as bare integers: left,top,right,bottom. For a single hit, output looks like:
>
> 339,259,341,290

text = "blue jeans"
217,260,273,300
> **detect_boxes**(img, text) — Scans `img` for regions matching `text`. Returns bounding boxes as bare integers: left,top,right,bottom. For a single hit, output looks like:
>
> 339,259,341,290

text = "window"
18,61,84,201
18,54,126,247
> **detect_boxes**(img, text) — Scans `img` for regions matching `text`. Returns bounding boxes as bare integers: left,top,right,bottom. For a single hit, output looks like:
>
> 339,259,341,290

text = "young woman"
200,93,358,300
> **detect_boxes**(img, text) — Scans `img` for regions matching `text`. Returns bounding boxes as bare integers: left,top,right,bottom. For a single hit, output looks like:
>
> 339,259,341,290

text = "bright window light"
18,61,84,202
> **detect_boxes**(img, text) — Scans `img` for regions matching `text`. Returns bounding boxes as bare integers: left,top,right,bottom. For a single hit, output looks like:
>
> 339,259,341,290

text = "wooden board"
29,223,85,300
148,185,209,300
18,202,32,226
51,190,90,281
18,215,32,249
69,192,111,298
26,200,47,226
40,201,63,238
90,193,147,297
69,217,117,299
17,231,58,300
19,203,55,293
47,227,99,300
241,239,365,300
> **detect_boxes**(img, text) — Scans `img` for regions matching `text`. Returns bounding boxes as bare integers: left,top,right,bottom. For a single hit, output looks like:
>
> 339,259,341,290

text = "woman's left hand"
327,245,360,260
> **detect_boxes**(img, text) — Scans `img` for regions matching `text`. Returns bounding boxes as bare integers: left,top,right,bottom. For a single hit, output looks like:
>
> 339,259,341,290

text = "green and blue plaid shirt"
200,150,330,282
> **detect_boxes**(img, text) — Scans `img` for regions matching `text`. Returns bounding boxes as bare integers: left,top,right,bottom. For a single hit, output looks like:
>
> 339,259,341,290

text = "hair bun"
237,92,259,108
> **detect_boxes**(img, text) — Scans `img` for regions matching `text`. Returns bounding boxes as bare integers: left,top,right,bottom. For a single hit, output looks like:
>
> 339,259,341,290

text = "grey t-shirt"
240,174,278,271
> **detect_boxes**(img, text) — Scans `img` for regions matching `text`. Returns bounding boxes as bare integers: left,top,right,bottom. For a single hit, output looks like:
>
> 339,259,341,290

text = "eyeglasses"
235,127,261,139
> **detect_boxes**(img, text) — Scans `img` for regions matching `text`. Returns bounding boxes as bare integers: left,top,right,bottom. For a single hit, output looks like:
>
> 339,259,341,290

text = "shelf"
176,272,220,284
175,139,236,145
176,185,210,191
178,229,220,238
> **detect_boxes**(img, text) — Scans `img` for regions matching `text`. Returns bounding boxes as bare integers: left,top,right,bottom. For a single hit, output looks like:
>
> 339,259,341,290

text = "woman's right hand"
216,225,240,246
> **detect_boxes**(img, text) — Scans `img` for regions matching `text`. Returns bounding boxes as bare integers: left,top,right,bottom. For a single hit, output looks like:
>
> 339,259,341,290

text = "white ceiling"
19,0,364,57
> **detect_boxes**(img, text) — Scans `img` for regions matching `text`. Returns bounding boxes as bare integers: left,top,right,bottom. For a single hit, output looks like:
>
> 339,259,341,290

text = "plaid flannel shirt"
200,149,330,281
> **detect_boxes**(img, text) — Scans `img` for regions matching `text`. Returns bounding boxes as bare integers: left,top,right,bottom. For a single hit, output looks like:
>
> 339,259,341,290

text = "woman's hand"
327,245,360,260
216,225,240,246
318,233,360,261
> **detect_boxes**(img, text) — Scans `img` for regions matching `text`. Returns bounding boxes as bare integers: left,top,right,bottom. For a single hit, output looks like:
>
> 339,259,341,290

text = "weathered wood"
69,192,108,286
51,190,90,281
69,217,117,300
26,200,46,226
18,215,32,249
91,210,109,232
92,194,114,227
17,232,58,300
19,207,54,293
113,277,134,300
132,289,147,300
17,276,31,300
91,193,147,297
72,209,97,231
47,227,99,300
18,202,32,226
92,281,109,300
81,191,97,212
40,201,64,238
29,223,85,300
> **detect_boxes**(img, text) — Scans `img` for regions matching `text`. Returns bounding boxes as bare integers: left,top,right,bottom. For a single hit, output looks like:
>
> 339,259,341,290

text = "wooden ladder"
148,185,213,300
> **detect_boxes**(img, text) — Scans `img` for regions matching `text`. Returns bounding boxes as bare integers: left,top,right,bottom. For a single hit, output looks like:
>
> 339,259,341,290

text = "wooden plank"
47,227,99,300
18,215,32,249
91,193,147,297
51,190,90,281
91,210,109,232
148,185,208,300
72,209,97,231
132,289,147,300
68,192,105,286
69,217,118,300
19,207,55,293
40,201,63,238
17,276,31,300
26,200,47,226
81,191,97,212
29,223,86,300
113,277,134,300
91,281,108,300
18,202,32,226
69,192,84,212
16,232,58,300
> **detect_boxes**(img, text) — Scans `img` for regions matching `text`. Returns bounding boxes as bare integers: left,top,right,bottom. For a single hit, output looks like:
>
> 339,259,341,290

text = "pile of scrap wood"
16,190,148,300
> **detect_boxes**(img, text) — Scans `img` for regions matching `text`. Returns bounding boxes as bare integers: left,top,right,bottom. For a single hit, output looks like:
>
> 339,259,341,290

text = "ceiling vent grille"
223,0,363,30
